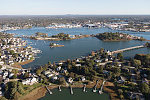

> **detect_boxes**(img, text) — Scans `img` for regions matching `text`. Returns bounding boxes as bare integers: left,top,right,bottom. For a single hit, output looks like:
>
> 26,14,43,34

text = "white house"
68,77,73,83
22,77,37,85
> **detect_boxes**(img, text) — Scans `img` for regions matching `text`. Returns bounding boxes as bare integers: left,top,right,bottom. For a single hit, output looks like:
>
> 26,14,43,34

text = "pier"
111,45,145,54
83,84,87,92
58,85,62,91
70,86,74,94
45,86,53,94
93,80,99,92
99,80,106,94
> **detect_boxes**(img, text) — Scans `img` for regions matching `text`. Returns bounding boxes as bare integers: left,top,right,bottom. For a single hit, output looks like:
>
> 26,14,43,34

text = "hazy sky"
0,0,150,15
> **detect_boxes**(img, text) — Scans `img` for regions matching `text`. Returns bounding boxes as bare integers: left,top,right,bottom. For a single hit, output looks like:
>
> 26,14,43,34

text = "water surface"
39,88,110,100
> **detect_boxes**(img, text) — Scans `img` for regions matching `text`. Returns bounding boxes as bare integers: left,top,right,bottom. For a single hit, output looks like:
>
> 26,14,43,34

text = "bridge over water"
111,45,145,54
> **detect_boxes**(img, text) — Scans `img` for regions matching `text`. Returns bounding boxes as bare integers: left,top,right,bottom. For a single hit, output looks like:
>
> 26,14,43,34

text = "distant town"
0,15,150,32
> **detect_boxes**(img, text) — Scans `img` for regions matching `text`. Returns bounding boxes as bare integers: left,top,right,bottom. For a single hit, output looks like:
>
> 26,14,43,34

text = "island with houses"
95,32,146,41
49,43,64,48
23,32,92,41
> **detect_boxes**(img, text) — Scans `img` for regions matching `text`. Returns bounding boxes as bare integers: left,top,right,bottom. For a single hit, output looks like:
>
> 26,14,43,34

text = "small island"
28,32,91,41
49,43,64,48
95,32,146,41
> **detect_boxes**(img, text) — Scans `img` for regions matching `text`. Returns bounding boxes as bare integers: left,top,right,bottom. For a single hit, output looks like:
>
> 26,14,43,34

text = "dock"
45,86,53,94
70,86,74,94
99,80,106,94
93,80,99,93
111,45,145,54
83,84,87,92
58,85,62,91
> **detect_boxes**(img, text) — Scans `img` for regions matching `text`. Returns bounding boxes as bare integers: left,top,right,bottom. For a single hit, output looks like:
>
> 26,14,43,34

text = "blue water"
6,27,150,68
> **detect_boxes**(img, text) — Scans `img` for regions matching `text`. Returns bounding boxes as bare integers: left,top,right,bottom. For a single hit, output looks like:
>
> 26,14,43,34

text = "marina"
39,88,110,100
99,80,106,94
93,80,99,93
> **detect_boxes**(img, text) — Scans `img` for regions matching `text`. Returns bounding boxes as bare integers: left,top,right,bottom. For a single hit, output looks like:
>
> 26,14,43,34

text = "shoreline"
50,45,64,48
20,80,119,100
22,35,92,41
12,59,34,69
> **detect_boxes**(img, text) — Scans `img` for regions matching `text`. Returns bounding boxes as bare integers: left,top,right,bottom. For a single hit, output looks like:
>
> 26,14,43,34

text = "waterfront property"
0,26,150,100
40,88,110,100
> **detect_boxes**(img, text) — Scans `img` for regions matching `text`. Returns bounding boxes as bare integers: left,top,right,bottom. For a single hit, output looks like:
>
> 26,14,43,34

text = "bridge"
110,45,145,54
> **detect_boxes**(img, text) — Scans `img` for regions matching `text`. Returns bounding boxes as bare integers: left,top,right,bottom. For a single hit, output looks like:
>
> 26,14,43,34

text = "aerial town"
1,0,150,100
0,15,150,100
0,15,150,32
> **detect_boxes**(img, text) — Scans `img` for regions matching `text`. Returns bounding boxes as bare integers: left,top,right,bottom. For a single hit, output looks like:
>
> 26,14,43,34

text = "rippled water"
6,27,150,68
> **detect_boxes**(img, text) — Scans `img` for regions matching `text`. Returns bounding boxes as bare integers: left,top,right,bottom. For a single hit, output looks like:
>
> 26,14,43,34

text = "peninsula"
95,32,146,41
26,32,91,41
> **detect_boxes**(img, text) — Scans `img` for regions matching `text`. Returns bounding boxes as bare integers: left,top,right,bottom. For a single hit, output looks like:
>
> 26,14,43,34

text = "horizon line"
0,14,150,16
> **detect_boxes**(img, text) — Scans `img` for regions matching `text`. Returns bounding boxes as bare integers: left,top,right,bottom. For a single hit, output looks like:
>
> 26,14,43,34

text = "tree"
140,83,149,94
113,67,121,76
17,82,25,95
118,89,123,95
100,48,104,54
12,74,17,79
48,61,51,65
4,81,18,99
23,72,29,78
36,69,42,75
58,77,66,85
36,66,43,75
120,94,124,100
132,59,141,67
97,66,104,74
14,92,20,100
12,69,18,74
0,97,7,100
0,65,2,69
117,53,123,61
9,50,15,55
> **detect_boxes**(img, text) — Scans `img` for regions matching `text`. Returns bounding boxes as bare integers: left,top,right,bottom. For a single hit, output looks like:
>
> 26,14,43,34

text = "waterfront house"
68,77,73,83
95,59,102,63
52,76,58,80
57,66,61,71
81,77,86,82
75,64,81,67
44,70,51,75
9,73,14,78
22,77,37,85
47,73,54,78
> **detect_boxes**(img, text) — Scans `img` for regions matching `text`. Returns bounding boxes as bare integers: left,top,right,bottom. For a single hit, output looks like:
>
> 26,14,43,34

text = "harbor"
39,87,110,100
5,27,150,68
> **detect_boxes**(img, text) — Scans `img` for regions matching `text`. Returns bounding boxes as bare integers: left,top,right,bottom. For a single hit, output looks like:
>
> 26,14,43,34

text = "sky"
0,0,150,15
